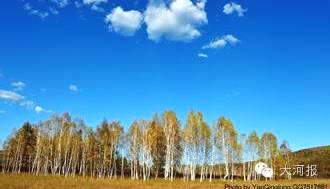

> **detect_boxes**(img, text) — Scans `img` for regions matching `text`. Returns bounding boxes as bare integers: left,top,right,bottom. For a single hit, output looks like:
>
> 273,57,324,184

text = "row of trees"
1,111,291,181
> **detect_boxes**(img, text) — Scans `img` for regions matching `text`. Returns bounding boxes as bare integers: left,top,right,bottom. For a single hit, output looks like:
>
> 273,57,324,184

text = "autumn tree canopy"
1,111,285,182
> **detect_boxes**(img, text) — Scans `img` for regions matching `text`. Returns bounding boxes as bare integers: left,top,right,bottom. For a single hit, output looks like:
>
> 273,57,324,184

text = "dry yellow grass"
0,173,329,189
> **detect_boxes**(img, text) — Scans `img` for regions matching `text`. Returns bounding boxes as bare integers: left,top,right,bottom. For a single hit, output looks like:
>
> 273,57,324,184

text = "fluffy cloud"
0,89,25,102
202,34,239,49
105,7,143,36
11,81,26,91
83,0,107,11
144,0,208,42
223,2,246,17
34,106,44,113
21,0,209,43
69,84,78,92
197,53,208,58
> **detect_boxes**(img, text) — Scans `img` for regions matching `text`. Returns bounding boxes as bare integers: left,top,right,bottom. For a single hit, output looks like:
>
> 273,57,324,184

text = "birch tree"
1,111,284,182
278,140,292,180
208,123,219,182
246,131,259,180
239,134,247,181
260,132,278,179
146,115,166,179
215,116,237,181
183,111,200,181
162,110,181,181
139,120,152,181
199,120,211,182
4,122,36,173
128,121,141,180
183,111,210,181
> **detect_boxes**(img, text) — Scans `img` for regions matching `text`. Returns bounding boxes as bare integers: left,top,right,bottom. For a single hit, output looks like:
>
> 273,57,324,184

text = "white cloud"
22,0,107,17
31,10,49,19
20,100,35,109
34,106,44,113
49,8,59,15
35,106,52,114
223,2,246,17
0,89,33,108
105,7,143,36
202,38,226,49
197,53,208,58
83,0,107,5
83,0,107,11
144,0,208,42
223,34,239,45
74,1,83,8
11,81,26,91
23,1,64,19
51,0,70,8
24,3,32,11
69,84,78,92
24,3,49,19
0,89,51,114
0,89,25,102
202,34,239,49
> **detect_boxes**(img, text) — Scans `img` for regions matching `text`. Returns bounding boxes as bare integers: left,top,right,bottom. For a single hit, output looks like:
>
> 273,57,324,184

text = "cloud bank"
22,0,212,43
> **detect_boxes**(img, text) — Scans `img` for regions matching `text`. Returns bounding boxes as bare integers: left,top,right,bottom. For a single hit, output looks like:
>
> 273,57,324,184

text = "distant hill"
291,145,330,178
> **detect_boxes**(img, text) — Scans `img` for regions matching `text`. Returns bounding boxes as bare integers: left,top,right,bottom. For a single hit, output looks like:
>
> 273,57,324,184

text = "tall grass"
0,173,329,189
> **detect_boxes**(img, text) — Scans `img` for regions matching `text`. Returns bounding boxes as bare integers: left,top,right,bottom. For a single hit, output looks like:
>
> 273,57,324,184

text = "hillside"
291,145,330,178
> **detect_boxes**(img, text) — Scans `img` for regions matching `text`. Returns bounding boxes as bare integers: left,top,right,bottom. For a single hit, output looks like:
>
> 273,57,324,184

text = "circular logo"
261,168,274,178
255,162,273,178
255,162,268,175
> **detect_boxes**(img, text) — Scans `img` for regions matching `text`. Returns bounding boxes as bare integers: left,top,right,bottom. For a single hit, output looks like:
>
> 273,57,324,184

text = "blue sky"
0,0,329,151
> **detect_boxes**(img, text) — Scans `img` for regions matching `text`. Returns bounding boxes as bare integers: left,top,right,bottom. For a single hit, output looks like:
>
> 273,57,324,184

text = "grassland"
0,174,329,189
